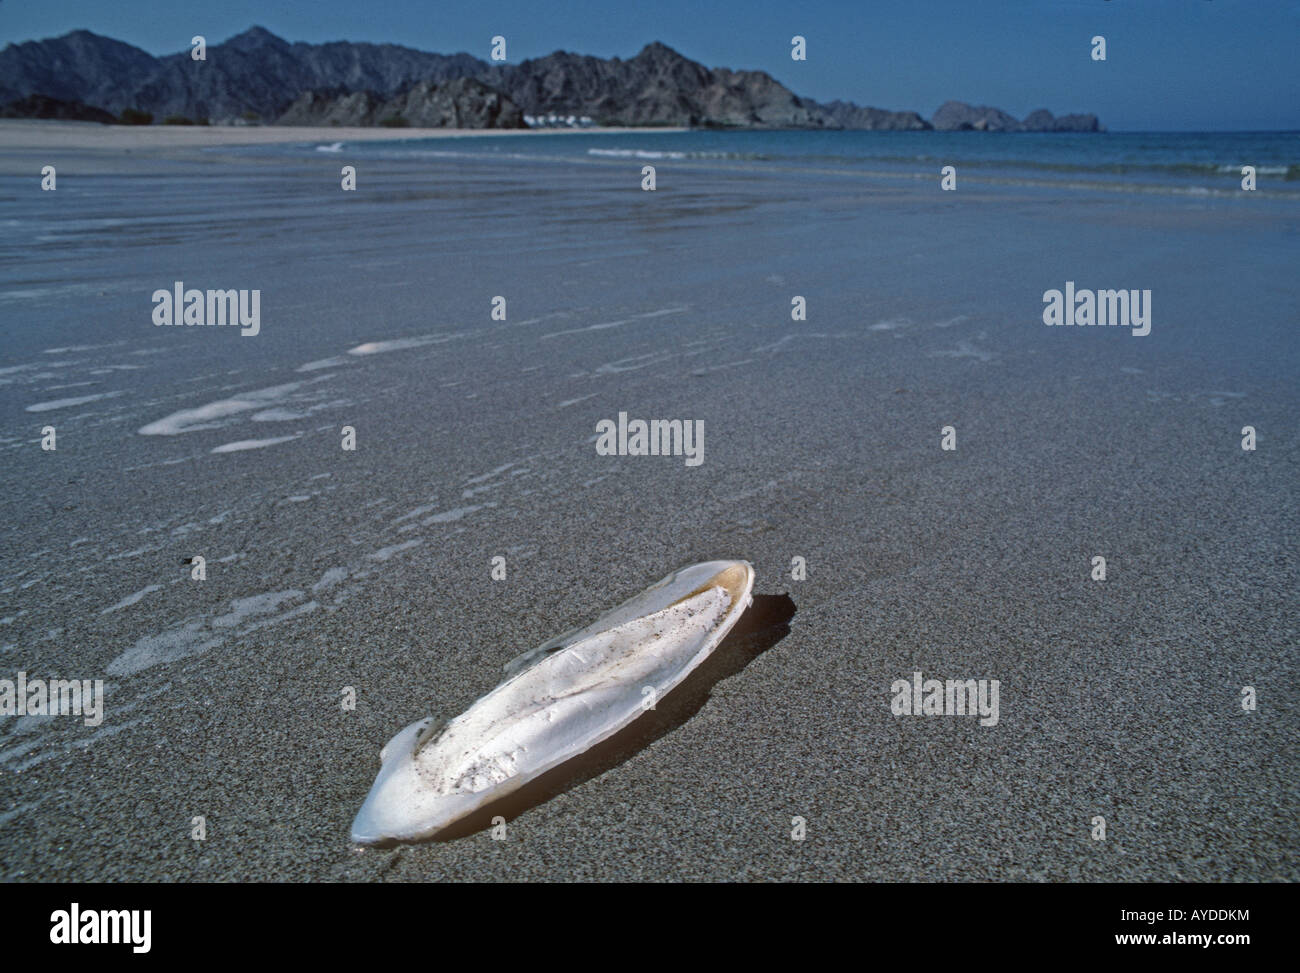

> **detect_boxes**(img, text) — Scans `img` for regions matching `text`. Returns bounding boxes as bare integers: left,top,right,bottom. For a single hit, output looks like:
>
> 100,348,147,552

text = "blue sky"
3,0,1298,130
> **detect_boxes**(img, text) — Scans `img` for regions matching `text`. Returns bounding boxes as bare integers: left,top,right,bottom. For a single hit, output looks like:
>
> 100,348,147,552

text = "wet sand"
0,133,1296,881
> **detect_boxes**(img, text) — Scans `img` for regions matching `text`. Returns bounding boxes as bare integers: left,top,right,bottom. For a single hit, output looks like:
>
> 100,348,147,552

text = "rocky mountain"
1020,108,1104,133
0,30,158,112
932,100,1101,133
279,79,524,128
817,99,929,131
478,41,868,129
0,27,1101,132
0,27,491,123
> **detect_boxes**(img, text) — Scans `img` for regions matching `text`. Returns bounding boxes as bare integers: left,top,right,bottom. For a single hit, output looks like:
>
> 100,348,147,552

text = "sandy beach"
0,127,1296,881
0,119,685,149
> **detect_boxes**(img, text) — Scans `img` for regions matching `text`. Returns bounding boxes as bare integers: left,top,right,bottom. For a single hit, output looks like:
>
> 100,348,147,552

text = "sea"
250,128,1300,196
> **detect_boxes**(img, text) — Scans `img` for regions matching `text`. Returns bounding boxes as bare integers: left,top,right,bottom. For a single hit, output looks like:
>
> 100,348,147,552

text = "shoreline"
0,119,689,150
3,122,1294,202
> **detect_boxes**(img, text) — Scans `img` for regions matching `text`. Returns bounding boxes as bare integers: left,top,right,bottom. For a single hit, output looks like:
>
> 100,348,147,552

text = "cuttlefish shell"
351,560,754,844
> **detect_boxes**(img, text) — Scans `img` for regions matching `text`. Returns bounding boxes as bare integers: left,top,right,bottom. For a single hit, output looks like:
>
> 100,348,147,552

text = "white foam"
0,800,44,829
422,503,493,525
105,546,153,561
139,381,306,435
394,503,440,523
543,306,686,340
0,739,46,769
931,340,996,363
123,456,198,472
107,622,224,675
462,480,508,498
594,351,674,374
211,590,304,628
464,463,515,485
71,716,151,749
541,319,632,340
42,343,118,354
690,359,755,376
297,356,351,373
241,600,318,633
588,148,687,160
100,584,162,614
1207,391,1246,407
25,391,124,412
348,336,445,356
210,434,301,453
369,539,425,561
312,567,349,592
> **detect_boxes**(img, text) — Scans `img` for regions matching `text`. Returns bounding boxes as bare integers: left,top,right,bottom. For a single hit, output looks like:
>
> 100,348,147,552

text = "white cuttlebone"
351,560,754,844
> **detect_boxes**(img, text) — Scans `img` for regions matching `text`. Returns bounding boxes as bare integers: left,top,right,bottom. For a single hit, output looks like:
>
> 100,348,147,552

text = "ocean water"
254,128,1300,194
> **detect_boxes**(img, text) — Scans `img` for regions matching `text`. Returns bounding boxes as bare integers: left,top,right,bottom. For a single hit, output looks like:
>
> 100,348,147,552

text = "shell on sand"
351,560,755,844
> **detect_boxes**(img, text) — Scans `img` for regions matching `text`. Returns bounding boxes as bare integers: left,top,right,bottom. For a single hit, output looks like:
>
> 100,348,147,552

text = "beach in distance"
0,120,1296,881
0,119,689,153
